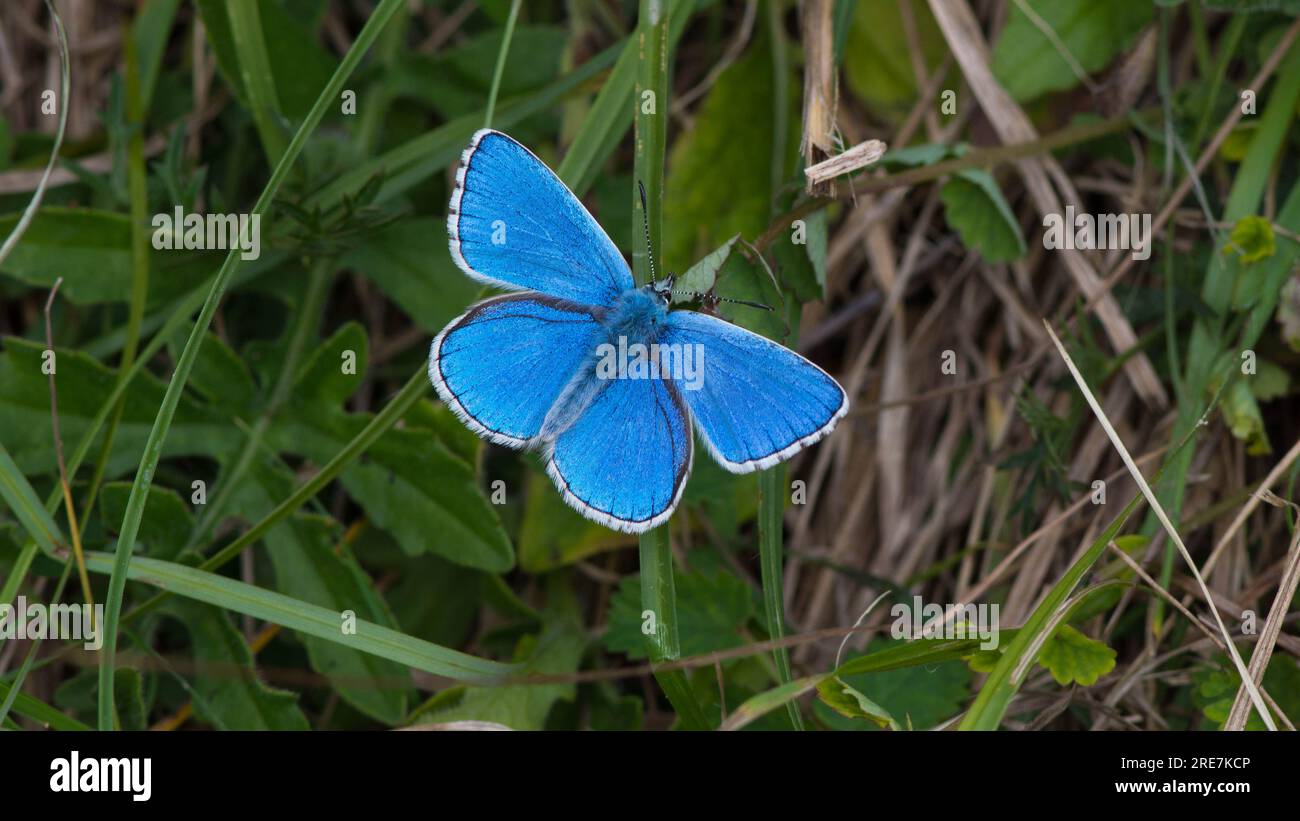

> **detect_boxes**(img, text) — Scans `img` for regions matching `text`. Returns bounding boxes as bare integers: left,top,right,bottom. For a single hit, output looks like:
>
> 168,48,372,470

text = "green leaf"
664,34,793,268
1225,215,1276,264
172,331,259,417
195,0,335,122
993,0,1155,102
603,569,753,660
414,600,584,730
1203,0,1300,12
99,481,194,560
939,169,1027,263
1194,656,1300,731
112,668,148,731
842,0,945,119
385,551,483,649
0,441,63,557
518,468,631,573
1037,624,1117,686
161,599,310,730
82,549,515,683
0,339,238,477
816,675,896,728
391,26,567,122
1220,376,1271,455
272,323,514,572
231,466,410,725
0,680,91,730
0,208,215,306
820,639,972,730
772,212,827,303
342,218,483,332
674,233,740,302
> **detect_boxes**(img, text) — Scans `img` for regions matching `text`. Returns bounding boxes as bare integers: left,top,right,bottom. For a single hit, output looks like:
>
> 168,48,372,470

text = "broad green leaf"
603,569,753,660
1203,0,1300,11
195,0,335,121
518,469,630,573
821,639,972,730
939,169,1027,263
385,551,483,649
161,599,310,730
0,208,216,306
1037,624,1117,686
674,233,740,302
993,0,1154,102
169,331,259,417
415,604,584,730
664,32,795,268
815,675,897,729
710,253,788,340
1220,376,1270,455
53,668,150,730
1194,656,1300,730
391,26,566,122
272,324,512,571
342,218,482,332
842,0,945,119
113,668,148,731
231,465,410,725
0,339,238,477
772,213,826,303
99,481,194,560
681,451,758,541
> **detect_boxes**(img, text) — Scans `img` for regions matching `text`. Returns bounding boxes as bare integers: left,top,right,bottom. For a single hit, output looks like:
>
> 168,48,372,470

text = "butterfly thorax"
537,287,671,443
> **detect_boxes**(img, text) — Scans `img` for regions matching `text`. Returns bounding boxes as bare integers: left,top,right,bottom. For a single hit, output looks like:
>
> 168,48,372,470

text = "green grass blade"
124,368,431,625
226,0,286,163
185,256,334,550
632,0,708,730
0,441,65,558
962,371,1232,730
755,0,801,730
82,551,515,684
1148,45,1300,629
78,11,154,535
554,0,690,194
483,0,523,127
0,681,91,731
758,466,802,728
96,0,407,730
307,43,622,212
959,492,1146,730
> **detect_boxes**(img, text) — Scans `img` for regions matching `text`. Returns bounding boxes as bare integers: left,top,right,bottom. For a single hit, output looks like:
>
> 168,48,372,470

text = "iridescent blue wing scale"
662,311,848,473
430,293,605,448
545,375,693,534
448,129,633,306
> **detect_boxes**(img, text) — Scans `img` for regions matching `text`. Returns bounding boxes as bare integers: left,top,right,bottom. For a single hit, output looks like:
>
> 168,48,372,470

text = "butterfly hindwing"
546,374,693,533
430,293,605,447
448,129,634,306
663,310,847,473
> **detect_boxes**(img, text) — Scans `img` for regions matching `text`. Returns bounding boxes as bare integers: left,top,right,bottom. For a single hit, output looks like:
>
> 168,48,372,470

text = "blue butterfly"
430,130,848,533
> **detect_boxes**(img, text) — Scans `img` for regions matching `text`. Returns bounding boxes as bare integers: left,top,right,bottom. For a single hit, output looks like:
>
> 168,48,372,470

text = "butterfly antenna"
670,288,774,312
637,180,658,284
